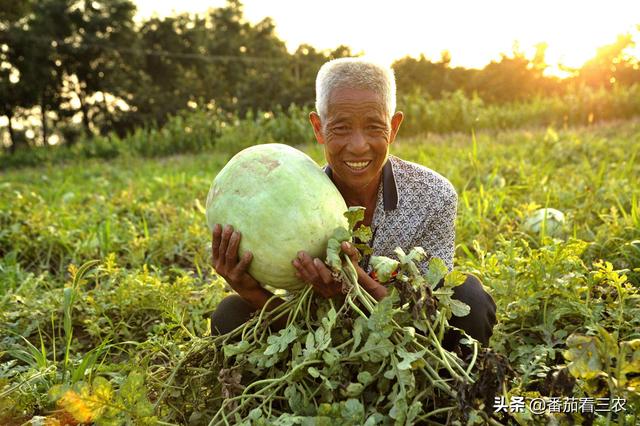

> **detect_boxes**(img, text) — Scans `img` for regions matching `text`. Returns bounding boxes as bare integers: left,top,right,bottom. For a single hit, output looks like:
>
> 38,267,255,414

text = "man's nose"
348,129,368,154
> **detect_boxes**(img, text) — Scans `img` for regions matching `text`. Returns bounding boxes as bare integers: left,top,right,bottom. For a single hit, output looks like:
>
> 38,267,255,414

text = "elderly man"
210,58,496,351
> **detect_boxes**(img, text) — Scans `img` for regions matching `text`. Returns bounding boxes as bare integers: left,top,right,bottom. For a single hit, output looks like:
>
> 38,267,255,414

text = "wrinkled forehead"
326,86,387,117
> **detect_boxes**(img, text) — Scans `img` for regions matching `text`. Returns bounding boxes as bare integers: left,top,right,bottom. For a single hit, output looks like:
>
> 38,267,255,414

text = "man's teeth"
346,161,371,170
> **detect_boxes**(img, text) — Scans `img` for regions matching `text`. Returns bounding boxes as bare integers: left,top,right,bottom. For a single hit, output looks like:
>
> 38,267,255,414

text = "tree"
23,0,70,145
0,56,23,152
470,44,556,103
132,13,209,127
288,44,331,107
0,0,35,152
393,54,463,98
131,0,322,122
61,0,138,137
578,33,640,88
0,0,32,22
233,16,292,114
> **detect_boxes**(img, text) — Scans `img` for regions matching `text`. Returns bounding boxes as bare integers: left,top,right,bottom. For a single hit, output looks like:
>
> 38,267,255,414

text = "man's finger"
226,232,240,265
218,224,233,265
293,261,315,286
314,258,333,285
212,224,222,261
234,251,253,273
298,252,320,283
292,259,309,279
341,241,360,262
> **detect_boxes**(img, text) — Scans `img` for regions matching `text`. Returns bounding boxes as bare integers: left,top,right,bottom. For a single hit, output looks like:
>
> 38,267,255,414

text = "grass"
1,118,639,424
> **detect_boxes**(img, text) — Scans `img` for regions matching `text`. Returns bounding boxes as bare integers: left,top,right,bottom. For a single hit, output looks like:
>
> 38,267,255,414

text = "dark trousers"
210,274,497,351
438,274,497,351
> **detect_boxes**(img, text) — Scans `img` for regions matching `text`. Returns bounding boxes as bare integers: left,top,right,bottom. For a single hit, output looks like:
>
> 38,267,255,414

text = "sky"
134,0,640,75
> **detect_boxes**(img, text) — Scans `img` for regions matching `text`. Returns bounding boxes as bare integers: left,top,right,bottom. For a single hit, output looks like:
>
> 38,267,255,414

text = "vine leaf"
264,324,299,356
564,334,603,380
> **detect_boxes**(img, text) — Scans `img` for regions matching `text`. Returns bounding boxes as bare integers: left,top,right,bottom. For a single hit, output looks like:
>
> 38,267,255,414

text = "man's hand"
212,224,261,297
293,251,340,298
293,241,380,299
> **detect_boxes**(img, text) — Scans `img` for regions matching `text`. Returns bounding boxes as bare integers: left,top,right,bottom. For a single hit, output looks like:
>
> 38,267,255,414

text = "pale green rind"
523,208,565,235
206,144,348,290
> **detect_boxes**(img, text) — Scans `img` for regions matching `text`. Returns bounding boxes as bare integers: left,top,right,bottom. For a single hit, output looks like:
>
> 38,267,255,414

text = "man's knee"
442,274,497,348
209,294,255,335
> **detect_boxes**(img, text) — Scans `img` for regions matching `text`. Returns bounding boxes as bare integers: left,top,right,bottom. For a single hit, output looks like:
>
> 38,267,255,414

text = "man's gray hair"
315,57,396,121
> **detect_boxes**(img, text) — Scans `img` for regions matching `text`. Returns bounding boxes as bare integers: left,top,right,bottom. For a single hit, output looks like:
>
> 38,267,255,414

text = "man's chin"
338,171,378,189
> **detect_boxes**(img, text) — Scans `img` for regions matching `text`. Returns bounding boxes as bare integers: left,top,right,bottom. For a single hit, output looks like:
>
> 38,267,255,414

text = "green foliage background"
2,0,640,161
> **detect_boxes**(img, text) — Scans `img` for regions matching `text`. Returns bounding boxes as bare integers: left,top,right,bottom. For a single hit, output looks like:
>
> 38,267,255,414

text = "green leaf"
322,348,340,367
449,299,471,317
361,334,394,362
351,317,365,353
308,366,320,378
620,338,640,388
396,348,426,370
314,327,332,351
223,340,252,357
444,270,467,288
425,257,448,287
133,397,154,418
284,385,313,415
120,371,145,405
332,226,352,243
406,400,423,424
343,382,364,397
344,207,366,231
370,256,399,283
389,397,408,422
321,306,337,331
304,332,315,353
353,242,373,256
352,225,372,244
394,247,408,264
363,413,386,426
248,408,262,421
357,371,373,385
434,274,470,318
367,292,396,335
341,398,364,422
564,334,603,380
264,325,298,356
407,247,427,263
326,237,344,271
383,367,395,380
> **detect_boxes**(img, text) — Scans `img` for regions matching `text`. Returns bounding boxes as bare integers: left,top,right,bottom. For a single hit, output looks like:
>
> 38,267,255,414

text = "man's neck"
333,173,381,225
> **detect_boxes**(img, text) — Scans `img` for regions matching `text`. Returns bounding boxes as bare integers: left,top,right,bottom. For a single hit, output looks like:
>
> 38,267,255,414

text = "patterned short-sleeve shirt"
324,155,458,272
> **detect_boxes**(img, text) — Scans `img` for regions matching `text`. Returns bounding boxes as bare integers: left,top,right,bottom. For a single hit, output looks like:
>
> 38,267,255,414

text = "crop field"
1,119,639,424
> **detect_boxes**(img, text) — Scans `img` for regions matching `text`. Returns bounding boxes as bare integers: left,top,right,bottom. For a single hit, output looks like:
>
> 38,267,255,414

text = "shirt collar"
323,158,398,212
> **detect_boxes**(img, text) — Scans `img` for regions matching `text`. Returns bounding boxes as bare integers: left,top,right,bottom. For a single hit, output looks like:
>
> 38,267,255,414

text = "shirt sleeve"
413,188,458,274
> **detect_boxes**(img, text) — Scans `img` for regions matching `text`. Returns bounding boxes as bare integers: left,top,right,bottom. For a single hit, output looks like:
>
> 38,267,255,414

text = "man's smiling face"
310,87,403,193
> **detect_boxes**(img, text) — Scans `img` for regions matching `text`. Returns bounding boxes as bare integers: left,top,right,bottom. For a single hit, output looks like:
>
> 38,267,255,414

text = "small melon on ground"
523,208,565,237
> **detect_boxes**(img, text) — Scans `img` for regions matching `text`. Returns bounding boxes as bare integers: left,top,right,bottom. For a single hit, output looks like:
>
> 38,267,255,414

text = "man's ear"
389,111,404,144
309,112,325,145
